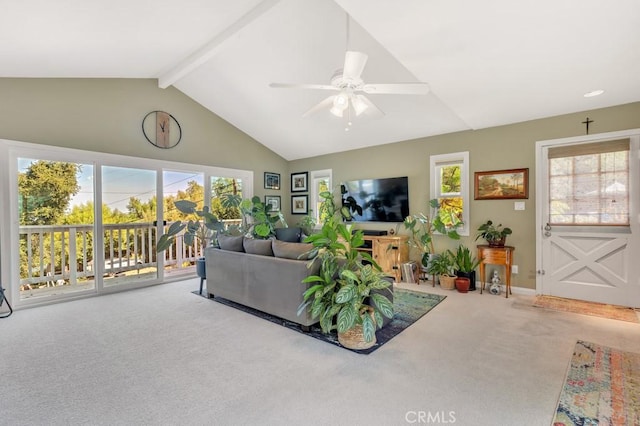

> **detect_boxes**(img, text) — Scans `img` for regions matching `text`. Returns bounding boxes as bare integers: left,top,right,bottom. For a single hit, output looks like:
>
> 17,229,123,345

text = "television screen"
342,176,409,223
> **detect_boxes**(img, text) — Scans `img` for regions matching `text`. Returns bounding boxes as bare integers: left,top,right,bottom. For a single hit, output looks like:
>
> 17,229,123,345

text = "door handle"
544,223,552,237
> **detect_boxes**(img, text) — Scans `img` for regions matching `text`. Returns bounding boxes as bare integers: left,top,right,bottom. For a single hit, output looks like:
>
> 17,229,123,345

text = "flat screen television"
342,176,409,223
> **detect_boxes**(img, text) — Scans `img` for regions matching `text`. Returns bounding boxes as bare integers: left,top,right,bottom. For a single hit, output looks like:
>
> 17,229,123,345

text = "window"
430,152,469,235
309,169,332,224
548,139,629,225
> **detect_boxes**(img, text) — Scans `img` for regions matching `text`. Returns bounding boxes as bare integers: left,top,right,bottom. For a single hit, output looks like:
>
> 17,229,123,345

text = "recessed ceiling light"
584,90,604,98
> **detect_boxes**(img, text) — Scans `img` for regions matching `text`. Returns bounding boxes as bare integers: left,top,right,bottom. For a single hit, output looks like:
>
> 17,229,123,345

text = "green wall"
0,78,289,202
1,78,638,290
289,102,640,290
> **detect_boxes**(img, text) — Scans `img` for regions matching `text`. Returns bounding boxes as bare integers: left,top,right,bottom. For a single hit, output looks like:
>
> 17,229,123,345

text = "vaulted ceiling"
2,0,639,160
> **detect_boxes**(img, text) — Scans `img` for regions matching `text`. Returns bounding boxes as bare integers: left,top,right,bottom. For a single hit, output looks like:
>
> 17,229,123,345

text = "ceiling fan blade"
362,82,430,95
342,51,368,81
270,83,338,91
302,95,336,118
357,95,385,117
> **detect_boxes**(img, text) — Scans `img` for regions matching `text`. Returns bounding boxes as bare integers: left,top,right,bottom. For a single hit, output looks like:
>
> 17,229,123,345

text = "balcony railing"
18,220,242,291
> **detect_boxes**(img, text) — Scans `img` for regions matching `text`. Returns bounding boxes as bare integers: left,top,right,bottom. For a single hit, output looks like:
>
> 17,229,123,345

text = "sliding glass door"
18,158,96,301
101,165,158,287
4,139,254,308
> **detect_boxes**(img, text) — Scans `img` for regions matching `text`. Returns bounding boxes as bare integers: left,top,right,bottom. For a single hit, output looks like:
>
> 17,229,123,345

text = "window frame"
430,151,469,236
309,169,332,226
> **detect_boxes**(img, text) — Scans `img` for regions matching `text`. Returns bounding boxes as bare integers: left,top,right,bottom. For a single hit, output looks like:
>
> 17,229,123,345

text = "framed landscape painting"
474,168,529,200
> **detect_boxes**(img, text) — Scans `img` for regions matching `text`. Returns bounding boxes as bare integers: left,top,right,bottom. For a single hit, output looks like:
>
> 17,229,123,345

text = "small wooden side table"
477,245,515,298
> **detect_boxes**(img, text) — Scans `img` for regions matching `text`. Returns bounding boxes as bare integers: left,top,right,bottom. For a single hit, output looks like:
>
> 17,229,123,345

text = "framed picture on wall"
474,168,529,200
264,172,280,190
265,195,281,212
291,195,308,214
291,172,308,192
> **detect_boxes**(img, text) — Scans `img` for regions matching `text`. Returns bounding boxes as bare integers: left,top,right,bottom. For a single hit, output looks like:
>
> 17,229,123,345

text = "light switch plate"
514,201,525,211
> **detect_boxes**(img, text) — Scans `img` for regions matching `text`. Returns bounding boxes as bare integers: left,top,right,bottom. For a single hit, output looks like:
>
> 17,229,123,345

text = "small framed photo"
474,168,529,200
264,172,281,190
264,195,281,212
291,195,308,214
291,172,308,192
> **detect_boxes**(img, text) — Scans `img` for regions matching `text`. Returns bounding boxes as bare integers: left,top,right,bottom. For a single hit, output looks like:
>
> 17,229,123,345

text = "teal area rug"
553,340,640,425
194,288,446,354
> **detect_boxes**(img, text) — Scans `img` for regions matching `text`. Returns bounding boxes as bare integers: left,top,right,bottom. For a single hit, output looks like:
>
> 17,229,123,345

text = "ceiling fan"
270,50,430,121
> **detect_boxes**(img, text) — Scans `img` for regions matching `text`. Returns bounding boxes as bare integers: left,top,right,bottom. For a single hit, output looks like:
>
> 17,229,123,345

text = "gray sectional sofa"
204,234,320,328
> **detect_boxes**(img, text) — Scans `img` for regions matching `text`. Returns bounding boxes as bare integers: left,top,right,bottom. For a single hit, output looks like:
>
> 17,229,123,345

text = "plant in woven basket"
297,189,394,344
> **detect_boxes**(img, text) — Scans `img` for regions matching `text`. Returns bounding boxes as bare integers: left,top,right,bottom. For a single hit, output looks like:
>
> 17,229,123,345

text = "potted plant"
156,199,226,294
403,199,462,268
452,244,482,292
475,220,512,247
298,190,394,350
426,250,457,290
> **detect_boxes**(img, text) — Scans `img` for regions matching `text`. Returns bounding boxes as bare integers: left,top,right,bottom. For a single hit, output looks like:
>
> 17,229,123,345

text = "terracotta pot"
455,277,470,293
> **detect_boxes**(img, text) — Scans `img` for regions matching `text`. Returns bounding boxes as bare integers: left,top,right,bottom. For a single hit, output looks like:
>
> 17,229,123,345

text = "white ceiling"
2,0,639,160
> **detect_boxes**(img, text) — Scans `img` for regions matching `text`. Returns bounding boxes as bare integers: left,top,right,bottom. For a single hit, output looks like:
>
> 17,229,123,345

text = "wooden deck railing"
18,220,242,289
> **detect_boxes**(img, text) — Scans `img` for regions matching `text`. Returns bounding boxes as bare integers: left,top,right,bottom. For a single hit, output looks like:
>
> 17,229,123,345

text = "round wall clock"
142,111,182,149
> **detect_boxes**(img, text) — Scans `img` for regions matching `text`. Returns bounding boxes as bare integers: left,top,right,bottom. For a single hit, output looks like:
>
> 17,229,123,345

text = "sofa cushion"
272,239,314,260
217,234,244,252
275,227,302,243
243,237,274,256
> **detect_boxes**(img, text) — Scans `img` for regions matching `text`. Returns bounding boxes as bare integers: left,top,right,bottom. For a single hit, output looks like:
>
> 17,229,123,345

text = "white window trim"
430,151,470,236
309,169,332,225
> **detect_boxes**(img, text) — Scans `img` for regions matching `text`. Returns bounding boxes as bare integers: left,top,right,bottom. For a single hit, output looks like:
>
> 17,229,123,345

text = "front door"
536,130,640,308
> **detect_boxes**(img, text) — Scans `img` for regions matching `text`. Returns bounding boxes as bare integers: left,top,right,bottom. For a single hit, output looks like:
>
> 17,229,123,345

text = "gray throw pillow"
243,237,274,256
217,234,244,252
272,239,314,260
275,227,302,243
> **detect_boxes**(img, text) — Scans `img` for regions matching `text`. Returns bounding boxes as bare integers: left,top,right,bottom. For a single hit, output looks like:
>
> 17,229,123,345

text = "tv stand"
358,235,408,282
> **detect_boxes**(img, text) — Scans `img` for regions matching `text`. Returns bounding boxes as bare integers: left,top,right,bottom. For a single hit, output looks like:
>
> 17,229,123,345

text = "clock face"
142,111,182,149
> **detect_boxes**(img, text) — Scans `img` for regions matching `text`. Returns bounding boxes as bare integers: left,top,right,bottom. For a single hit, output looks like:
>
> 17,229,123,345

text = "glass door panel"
101,166,157,287
162,171,204,277
18,158,95,301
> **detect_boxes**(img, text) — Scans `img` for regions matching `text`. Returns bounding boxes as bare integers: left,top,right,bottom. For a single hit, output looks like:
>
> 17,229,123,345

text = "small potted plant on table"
476,220,512,247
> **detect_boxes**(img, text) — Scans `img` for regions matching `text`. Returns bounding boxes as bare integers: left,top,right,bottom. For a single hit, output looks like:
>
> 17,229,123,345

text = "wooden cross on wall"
582,117,594,134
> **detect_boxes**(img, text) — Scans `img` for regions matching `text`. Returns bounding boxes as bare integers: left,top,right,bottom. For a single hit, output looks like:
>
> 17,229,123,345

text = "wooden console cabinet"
359,235,409,282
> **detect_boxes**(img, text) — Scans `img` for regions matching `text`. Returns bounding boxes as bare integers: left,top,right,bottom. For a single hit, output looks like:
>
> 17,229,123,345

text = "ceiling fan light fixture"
351,95,368,116
329,105,344,117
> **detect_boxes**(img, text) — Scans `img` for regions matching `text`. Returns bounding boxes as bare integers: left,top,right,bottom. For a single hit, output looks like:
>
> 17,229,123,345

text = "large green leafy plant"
298,190,394,343
156,200,224,253
403,199,462,258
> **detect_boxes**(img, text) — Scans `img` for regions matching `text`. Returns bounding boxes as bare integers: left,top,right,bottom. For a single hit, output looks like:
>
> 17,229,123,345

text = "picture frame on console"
264,172,280,190
291,195,308,214
291,172,308,192
474,168,529,200
265,195,281,212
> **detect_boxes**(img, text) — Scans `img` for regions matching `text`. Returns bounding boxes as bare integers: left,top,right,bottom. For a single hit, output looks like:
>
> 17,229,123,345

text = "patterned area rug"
534,295,639,323
553,340,640,425
193,288,446,354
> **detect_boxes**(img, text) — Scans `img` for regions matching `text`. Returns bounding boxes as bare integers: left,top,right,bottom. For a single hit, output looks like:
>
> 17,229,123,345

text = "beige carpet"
533,295,639,323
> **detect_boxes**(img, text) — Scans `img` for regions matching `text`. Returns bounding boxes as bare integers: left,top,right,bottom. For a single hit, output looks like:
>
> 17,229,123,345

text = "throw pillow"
243,237,274,256
275,227,302,243
272,239,314,260
217,234,244,252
